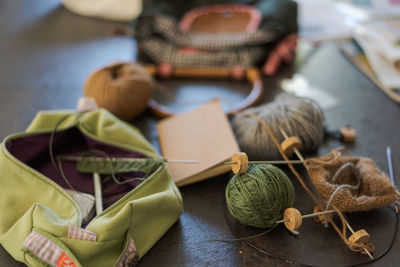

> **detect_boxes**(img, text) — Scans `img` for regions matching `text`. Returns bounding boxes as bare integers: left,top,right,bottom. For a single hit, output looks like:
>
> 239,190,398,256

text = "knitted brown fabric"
305,149,398,212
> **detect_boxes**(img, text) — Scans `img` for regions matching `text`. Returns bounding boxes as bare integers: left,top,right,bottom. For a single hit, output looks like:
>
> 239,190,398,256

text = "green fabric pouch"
0,109,183,267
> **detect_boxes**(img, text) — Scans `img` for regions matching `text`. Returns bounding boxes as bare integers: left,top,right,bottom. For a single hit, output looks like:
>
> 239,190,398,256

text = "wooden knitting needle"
279,127,305,162
278,134,373,259
276,208,336,227
340,220,373,259
276,208,373,259
252,122,373,258
227,151,373,257
346,223,373,259
93,172,103,215
225,152,303,174
276,208,336,235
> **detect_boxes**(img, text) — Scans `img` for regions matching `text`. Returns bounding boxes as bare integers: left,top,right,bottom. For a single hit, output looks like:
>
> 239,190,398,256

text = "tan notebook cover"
157,99,239,186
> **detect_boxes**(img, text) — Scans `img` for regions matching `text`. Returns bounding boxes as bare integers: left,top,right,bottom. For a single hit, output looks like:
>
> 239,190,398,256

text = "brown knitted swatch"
305,149,398,212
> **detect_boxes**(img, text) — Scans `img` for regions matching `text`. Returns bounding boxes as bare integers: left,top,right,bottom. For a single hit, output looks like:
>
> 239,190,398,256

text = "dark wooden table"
1,1,399,266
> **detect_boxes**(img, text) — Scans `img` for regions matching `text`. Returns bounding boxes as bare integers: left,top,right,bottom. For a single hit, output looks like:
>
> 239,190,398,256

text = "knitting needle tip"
166,159,200,164
224,160,304,165
387,146,395,185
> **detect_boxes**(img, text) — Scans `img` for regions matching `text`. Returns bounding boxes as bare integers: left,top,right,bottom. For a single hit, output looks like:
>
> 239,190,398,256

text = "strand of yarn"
232,94,324,160
226,164,294,228
49,114,83,192
324,162,362,227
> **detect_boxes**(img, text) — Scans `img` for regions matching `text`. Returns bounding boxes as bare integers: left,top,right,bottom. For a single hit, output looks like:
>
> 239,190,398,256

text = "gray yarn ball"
232,94,324,160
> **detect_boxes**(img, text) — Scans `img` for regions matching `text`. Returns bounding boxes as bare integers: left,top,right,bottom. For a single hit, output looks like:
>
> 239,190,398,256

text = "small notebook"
157,99,239,186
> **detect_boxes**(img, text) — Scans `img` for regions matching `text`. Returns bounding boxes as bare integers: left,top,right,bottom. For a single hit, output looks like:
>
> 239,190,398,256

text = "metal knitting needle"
58,155,199,164
224,160,304,165
387,146,399,214
387,146,395,185
166,159,200,164
225,152,304,174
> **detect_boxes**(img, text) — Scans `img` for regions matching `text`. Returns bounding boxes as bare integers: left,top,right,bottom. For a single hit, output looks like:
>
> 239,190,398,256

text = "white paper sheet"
353,27,400,89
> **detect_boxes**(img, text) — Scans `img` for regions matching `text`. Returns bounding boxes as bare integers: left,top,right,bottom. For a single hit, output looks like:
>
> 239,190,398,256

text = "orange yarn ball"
84,62,154,120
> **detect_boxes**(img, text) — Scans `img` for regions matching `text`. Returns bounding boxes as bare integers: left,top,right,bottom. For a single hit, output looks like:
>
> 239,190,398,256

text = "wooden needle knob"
339,127,357,143
231,152,249,174
281,136,302,157
348,229,370,245
283,208,302,231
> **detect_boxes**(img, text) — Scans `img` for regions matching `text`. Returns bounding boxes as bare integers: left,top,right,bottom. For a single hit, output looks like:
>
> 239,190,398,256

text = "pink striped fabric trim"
67,224,97,242
116,238,138,267
23,231,64,266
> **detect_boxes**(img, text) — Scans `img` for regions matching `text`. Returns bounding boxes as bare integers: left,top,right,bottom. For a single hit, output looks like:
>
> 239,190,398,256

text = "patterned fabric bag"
135,0,297,68
0,109,183,266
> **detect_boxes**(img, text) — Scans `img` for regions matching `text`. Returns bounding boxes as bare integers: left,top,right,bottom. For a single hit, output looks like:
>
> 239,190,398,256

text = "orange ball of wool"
84,62,154,120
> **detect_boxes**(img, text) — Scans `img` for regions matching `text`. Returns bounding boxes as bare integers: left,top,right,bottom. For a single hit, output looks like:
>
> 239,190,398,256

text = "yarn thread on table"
84,62,154,120
225,164,294,228
232,94,324,160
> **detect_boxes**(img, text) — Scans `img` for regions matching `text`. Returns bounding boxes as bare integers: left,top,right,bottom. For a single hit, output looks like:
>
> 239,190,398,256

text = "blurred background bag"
135,0,298,68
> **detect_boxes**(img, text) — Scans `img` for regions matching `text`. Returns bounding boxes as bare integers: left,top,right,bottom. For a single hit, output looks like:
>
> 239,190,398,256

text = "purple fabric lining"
5,127,148,209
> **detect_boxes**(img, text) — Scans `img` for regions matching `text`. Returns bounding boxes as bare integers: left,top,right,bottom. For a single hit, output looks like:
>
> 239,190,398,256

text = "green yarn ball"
225,164,295,228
